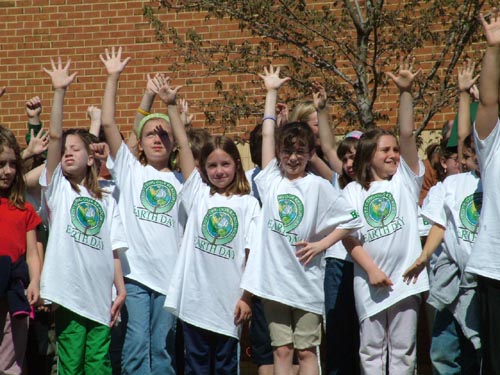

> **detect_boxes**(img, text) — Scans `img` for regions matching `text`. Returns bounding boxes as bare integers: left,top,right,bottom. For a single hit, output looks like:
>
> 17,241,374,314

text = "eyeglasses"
280,149,310,158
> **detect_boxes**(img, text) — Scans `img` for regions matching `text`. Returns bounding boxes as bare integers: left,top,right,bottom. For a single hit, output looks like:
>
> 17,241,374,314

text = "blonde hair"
289,101,316,123
62,129,106,200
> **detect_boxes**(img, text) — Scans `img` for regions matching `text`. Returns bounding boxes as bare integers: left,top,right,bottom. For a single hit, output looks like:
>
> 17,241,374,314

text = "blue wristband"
263,115,277,122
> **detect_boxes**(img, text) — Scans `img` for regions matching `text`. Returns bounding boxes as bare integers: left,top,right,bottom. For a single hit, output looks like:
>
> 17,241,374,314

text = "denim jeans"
323,258,360,375
121,279,176,375
430,308,479,374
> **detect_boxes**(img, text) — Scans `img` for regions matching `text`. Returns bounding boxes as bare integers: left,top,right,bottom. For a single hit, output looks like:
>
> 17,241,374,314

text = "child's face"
370,135,400,181
440,153,461,177
205,148,236,194
0,146,16,195
462,147,479,173
139,119,172,166
62,134,93,181
279,139,313,181
342,147,356,179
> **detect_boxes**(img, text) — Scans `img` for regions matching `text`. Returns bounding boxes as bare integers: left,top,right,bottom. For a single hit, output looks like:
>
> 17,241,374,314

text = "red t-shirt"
0,198,42,262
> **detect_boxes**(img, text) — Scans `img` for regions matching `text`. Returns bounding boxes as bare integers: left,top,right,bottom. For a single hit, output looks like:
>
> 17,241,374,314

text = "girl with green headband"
100,47,181,375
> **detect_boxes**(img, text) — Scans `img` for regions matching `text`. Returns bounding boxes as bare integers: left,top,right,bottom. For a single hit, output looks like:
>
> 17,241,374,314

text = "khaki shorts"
262,299,321,350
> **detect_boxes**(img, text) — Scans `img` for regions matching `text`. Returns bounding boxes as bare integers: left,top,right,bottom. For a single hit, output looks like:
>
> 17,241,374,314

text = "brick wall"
0,1,481,166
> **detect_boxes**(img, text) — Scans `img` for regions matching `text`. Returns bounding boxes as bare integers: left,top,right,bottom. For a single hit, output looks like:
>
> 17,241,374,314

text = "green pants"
55,307,111,375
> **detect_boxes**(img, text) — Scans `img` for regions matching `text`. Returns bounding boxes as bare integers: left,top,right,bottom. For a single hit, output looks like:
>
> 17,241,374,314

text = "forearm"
318,108,342,174
420,224,445,263
113,252,126,296
167,104,195,179
261,89,278,168
398,90,419,171
457,91,471,162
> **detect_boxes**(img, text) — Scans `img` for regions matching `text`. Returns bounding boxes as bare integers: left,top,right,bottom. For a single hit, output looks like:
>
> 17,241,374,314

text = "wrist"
137,107,150,116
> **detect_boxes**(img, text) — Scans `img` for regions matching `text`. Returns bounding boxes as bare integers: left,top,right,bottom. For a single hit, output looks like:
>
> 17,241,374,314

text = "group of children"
1,11,500,375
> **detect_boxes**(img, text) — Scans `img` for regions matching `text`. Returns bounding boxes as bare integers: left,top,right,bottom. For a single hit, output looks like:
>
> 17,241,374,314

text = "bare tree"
144,0,485,134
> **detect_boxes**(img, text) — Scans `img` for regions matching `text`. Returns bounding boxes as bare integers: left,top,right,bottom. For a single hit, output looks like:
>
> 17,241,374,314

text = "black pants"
478,275,500,375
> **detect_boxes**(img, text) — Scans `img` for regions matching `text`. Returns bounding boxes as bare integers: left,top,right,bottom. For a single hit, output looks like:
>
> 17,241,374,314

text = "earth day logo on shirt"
363,192,397,228
362,192,404,242
201,207,238,246
70,197,105,236
140,180,177,214
459,192,482,233
277,194,304,232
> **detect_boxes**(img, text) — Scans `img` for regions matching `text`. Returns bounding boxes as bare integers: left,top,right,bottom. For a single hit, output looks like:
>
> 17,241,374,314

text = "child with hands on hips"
39,57,127,375
158,78,259,375
241,66,362,375
341,56,429,374
100,47,182,375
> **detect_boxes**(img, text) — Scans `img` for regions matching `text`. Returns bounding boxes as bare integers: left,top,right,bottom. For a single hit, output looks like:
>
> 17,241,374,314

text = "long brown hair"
62,129,106,200
337,137,359,189
353,128,397,190
199,136,250,196
0,125,26,209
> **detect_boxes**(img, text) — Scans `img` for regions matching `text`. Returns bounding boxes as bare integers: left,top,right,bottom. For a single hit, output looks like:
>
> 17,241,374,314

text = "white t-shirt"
325,172,351,261
342,158,429,322
241,159,362,314
40,165,127,326
423,171,482,273
107,142,183,294
467,121,500,280
164,170,260,339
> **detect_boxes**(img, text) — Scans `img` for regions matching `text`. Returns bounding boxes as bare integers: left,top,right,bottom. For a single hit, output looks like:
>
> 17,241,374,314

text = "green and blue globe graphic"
202,207,238,245
363,192,397,228
140,180,177,214
277,194,304,232
460,193,482,232
70,197,105,236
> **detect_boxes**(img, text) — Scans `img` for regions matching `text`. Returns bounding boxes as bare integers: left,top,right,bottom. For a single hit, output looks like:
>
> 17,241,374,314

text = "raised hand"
480,12,500,47
146,73,167,95
312,82,327,111
157,77,182,106
258,65,291,91
99,46,131,75
179,98,194,126
26,96,42,119
386,56,421,92
43,58,78,90
87,105,101,122
25,128,49,158
277,102,289,127
458,59,480,93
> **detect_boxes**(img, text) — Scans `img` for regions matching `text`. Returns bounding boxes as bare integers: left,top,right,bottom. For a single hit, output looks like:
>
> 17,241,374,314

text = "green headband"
136,113,170,138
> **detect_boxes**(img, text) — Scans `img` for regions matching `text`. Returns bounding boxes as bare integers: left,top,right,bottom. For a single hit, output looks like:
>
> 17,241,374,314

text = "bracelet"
137,107,150,116
262,115,277,122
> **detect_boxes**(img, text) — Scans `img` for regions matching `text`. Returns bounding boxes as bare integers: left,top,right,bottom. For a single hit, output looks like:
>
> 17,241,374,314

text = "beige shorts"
262,299,322,350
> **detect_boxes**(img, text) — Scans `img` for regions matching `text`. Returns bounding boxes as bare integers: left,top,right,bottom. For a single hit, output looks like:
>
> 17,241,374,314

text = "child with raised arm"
464,12,500,374
241,66,362,375
100,47,181,375
403,59,482,374
40,58,127,374
314,82,361,375
158,78,259,375
341,56,429,374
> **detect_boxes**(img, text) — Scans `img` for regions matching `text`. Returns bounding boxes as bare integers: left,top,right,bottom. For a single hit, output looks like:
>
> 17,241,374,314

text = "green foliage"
144,0,488,133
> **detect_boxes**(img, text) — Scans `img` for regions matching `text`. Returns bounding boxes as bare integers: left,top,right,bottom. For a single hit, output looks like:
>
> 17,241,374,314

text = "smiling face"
138,119,173,170
204,148,237,194
279,139,313,181
62,134,93,183
369,135,400,181
0,146,16,195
